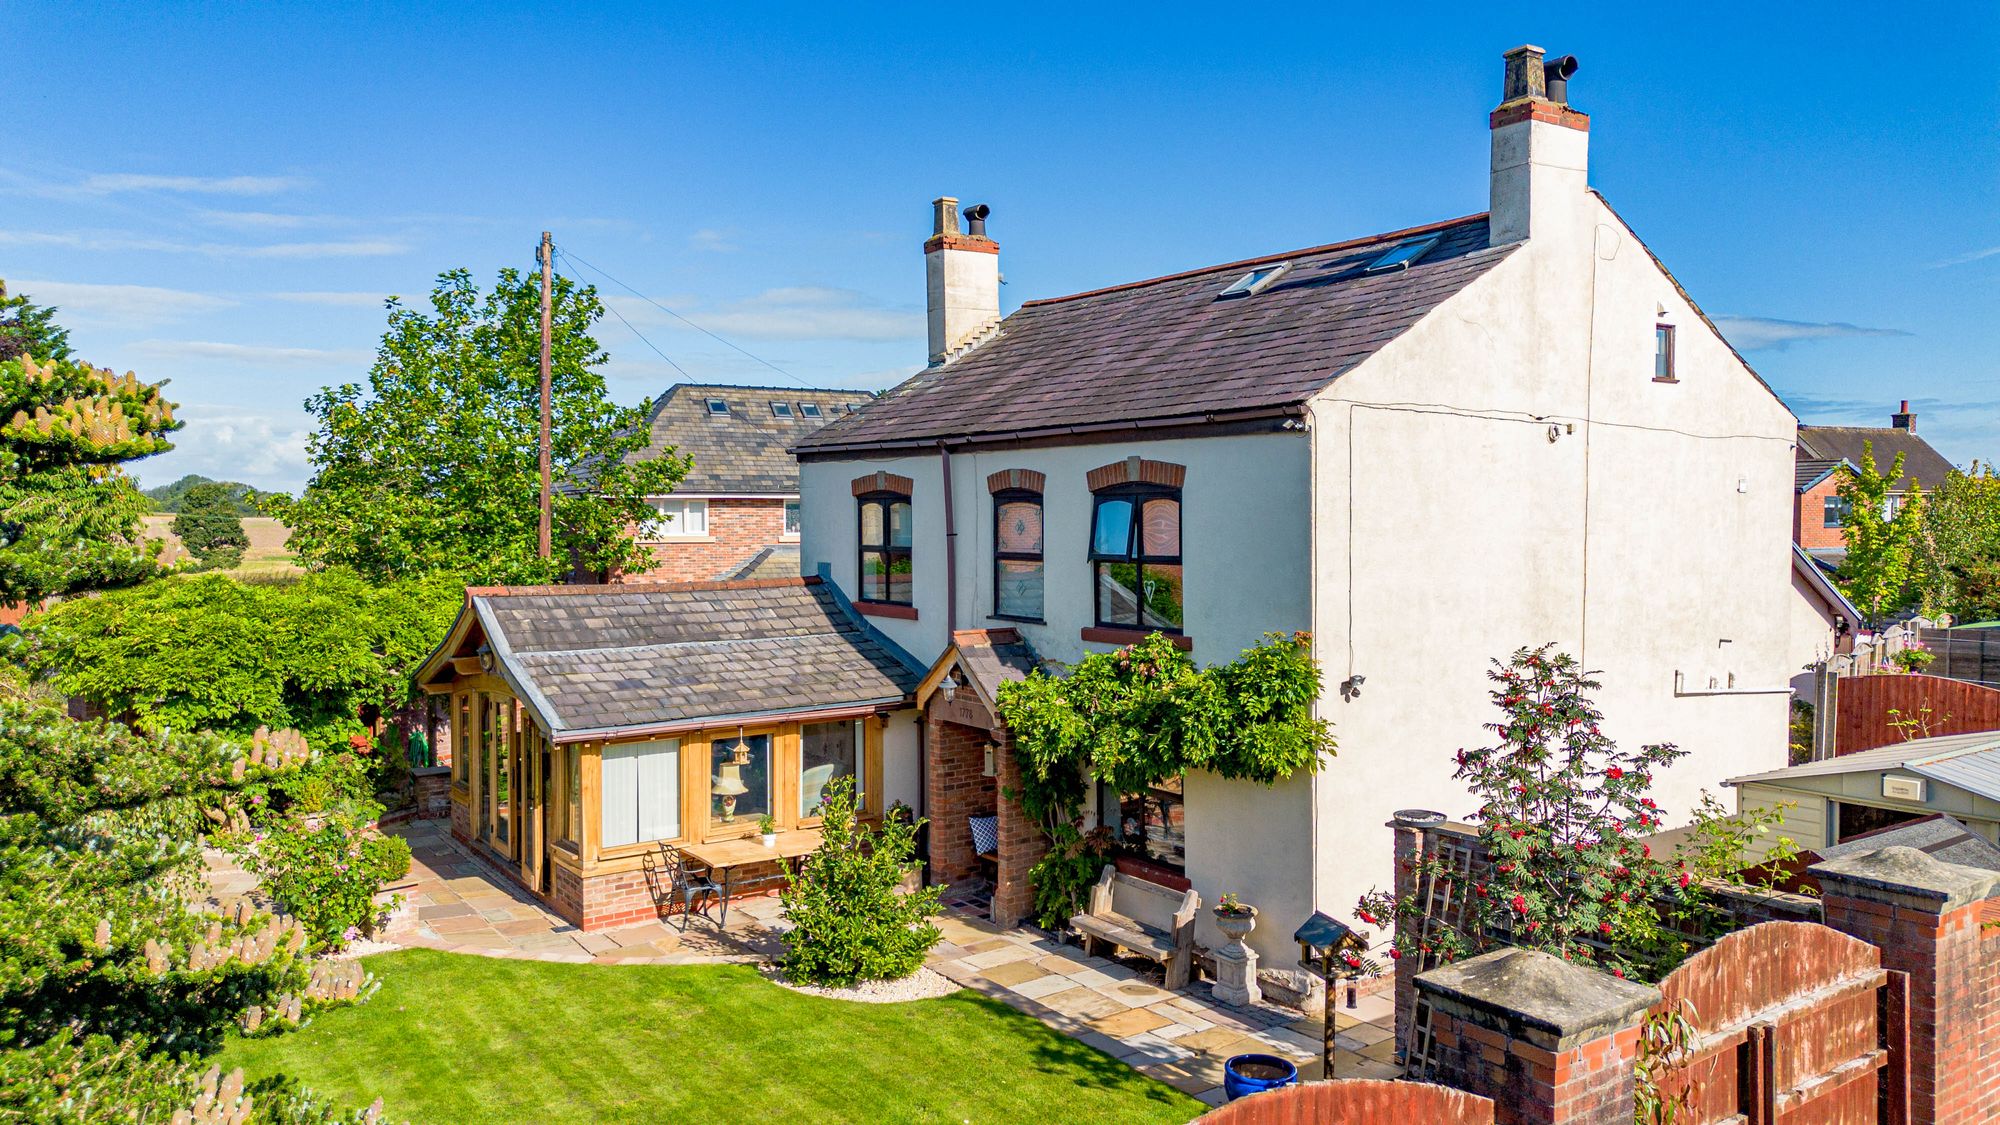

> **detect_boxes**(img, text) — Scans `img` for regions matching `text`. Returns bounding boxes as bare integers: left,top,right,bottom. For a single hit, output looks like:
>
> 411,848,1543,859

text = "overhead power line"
555,257,691,381
555,246,813,389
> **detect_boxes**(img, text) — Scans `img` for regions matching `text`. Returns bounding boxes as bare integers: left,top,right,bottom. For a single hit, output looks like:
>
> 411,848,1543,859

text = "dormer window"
770,401,793,418
1366,235,1441,272
799,402,823,418
1218,262,1291,299
705,398,729,416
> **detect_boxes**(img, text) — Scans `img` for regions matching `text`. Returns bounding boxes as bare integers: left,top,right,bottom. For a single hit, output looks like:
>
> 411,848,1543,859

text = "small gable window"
799,402,823,418
993,489,1044,621
705,398,729,416
1824,496,1851,528
1655,324,1677,382
1218,262,1291,299
770,401,793,418
857,490,914,606
1089,484,1182,633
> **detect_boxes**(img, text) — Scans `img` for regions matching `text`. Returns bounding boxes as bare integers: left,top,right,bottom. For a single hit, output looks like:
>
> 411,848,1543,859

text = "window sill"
856,601,918,620
1081,626,1191,651
641,535,716,544
1652,376,1680,384
990,614,1045,625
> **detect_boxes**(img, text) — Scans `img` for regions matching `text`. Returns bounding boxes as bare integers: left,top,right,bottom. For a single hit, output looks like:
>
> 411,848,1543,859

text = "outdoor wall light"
475,644,495,673
1340,674,1366,700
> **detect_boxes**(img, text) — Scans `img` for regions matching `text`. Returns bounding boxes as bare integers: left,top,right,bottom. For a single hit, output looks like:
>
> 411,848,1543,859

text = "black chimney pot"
965,203,991,238
1543,55,1578,105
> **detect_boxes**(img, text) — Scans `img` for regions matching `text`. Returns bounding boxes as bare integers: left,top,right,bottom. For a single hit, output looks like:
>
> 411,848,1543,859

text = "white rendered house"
792,46,1800,963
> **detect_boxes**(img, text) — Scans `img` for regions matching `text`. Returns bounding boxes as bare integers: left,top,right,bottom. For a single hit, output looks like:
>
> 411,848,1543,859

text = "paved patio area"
208,817,1398,1106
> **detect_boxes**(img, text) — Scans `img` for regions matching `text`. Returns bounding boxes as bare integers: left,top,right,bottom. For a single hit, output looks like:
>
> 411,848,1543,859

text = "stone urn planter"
1213,904,1258,944
1211,900,1262,1007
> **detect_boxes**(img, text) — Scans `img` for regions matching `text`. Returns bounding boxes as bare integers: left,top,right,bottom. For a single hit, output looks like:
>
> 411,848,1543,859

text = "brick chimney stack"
1489,45,1590,246
925,197,1000,365
1892,399,1917,432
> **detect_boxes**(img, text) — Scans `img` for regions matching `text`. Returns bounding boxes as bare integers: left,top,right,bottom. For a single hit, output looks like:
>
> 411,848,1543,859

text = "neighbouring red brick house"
609,384,873,583
1793,401,1957,565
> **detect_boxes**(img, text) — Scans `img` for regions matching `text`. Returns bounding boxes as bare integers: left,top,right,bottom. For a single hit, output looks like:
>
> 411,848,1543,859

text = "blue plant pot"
1222,1053,1298,1101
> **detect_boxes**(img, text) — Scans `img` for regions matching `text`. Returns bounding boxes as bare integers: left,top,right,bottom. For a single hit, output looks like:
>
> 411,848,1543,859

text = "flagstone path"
208,816,1398,1107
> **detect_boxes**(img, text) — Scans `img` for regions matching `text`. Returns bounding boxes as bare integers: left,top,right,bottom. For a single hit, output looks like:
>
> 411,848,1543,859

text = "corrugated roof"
470,578,921,739
795,215,1514,455
1728,730,2000,801
1797,426,1956,493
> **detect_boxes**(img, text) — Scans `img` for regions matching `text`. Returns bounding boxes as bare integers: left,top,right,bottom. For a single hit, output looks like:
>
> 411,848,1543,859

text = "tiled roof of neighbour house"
614,384,876,493
455,578,922,741
794,214,1516,455
722,544,800,581
1797,426,1957,493
1795,458,1849,492
1817,814,2000,873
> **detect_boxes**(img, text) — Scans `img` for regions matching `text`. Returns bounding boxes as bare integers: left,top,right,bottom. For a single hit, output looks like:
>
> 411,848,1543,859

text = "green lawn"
219,950,1204,1125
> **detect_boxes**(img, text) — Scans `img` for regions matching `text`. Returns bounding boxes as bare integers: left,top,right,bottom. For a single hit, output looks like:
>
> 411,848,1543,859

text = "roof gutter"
795,403,1308,460
550,697,911,745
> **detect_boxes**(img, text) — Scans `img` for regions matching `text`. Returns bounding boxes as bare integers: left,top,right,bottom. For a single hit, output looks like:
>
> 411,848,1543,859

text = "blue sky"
9,3,1997,492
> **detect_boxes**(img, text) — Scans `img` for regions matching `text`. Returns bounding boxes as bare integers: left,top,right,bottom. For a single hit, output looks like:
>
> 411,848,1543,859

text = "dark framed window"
1654,324,1677,381
1089,484,1182,631
1824,496,1851,528
857,490,913,605
993,488,1044,621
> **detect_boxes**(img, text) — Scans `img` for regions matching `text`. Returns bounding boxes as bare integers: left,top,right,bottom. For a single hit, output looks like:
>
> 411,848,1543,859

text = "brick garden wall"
624,498,792,583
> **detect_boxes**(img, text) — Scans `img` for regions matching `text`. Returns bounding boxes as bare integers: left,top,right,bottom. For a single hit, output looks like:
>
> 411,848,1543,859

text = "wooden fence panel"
1919,628,2000,687
1833,673,2000,756
1193,1079,1493,1125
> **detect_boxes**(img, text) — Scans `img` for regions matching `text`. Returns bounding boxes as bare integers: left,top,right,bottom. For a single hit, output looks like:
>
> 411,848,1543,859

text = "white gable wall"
1304,189,1799,931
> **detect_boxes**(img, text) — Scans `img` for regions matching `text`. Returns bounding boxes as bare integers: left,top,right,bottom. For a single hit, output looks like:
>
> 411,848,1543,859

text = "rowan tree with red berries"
1357,644,1696,981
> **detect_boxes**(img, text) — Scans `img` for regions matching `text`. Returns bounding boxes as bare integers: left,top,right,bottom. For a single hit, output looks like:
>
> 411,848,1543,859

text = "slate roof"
1817,814,2000,873
468,579,921,739
1797,426,1956,493
1728,730,2000,803
1795,458,1848,492
795,214,1514,455
624,384,875,493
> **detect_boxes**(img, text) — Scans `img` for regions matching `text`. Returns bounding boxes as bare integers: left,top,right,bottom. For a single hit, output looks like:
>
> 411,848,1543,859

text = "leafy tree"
270,268,689,585
23,569,463,751
174,480,252,570
146,472,272,515
1912,462,2000,621
0,279,72,364
0,353,178,603
1358,645,1688,980
779,776,943,985
1836,442,1926,625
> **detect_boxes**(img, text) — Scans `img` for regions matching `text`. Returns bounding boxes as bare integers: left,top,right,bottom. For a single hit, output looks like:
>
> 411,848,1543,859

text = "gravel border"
762,964,960,1003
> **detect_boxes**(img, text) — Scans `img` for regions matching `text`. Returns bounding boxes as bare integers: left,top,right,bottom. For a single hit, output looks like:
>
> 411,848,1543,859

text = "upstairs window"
770,401,793,418
1824,496,1851,528
705,398,730,416
1089,484,1182,632
642,497,708,539
857,491,913,605
783,500,801,538
1655,324,1677,382
1366,235,1441,273
799,402,823,419
993,489,1044,621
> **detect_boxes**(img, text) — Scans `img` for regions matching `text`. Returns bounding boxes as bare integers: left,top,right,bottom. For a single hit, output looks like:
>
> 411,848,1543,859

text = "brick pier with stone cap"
1414,947,1660,1125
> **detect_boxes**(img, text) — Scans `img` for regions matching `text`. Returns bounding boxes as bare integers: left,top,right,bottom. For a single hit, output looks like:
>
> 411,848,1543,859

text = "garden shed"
1726,730,2000,862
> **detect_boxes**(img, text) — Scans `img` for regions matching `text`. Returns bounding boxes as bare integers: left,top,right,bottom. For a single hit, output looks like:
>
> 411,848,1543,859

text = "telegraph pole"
537,231,554,561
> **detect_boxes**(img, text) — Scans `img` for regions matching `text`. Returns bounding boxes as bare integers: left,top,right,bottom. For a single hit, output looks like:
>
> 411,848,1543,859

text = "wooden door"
518,727,544,893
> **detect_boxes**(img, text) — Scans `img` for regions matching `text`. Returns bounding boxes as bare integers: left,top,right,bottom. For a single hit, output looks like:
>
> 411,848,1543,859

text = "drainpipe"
938,440,958,631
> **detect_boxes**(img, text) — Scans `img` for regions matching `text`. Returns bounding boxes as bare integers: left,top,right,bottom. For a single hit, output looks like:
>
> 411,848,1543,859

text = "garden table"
683,828,823,928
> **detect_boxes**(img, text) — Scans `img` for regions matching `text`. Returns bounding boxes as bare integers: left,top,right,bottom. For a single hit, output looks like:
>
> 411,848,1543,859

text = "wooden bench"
1070,863,1199,989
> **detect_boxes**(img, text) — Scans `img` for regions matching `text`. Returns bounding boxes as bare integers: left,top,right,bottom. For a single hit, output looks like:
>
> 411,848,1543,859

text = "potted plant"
1213,891,1258,943
758,814,778,847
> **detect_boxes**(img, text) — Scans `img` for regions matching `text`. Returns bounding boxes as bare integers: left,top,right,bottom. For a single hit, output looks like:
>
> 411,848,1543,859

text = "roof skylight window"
770,401,793,418
1218,262,1292,299
799,402,823,418
845,403,861,414
1365,235,1441,273
704,398,729,416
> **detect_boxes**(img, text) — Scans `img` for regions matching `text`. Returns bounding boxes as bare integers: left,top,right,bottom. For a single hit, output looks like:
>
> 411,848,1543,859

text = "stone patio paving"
208,817,1399,1107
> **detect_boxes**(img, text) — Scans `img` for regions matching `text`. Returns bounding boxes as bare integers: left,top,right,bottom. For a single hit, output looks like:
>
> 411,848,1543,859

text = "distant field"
140,515,301,577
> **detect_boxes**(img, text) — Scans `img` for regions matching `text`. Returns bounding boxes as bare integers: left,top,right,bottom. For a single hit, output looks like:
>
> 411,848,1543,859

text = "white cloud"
1714,315,1911,352
0,229,407,259
193,209,324,230
139,406,314,492
78,173,309,196
689,228,738,252
606,286,921,342
1933,245,2000,269
128,339,371,366
267,291,394,308
8,278,234,328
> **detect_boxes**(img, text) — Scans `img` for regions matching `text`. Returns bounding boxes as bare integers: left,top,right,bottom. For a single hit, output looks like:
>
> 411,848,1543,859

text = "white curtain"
601,738,680,849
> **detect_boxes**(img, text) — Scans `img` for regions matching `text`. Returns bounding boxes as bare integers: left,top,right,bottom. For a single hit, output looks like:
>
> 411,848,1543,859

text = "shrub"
779,776,943,986
238,813,412,950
